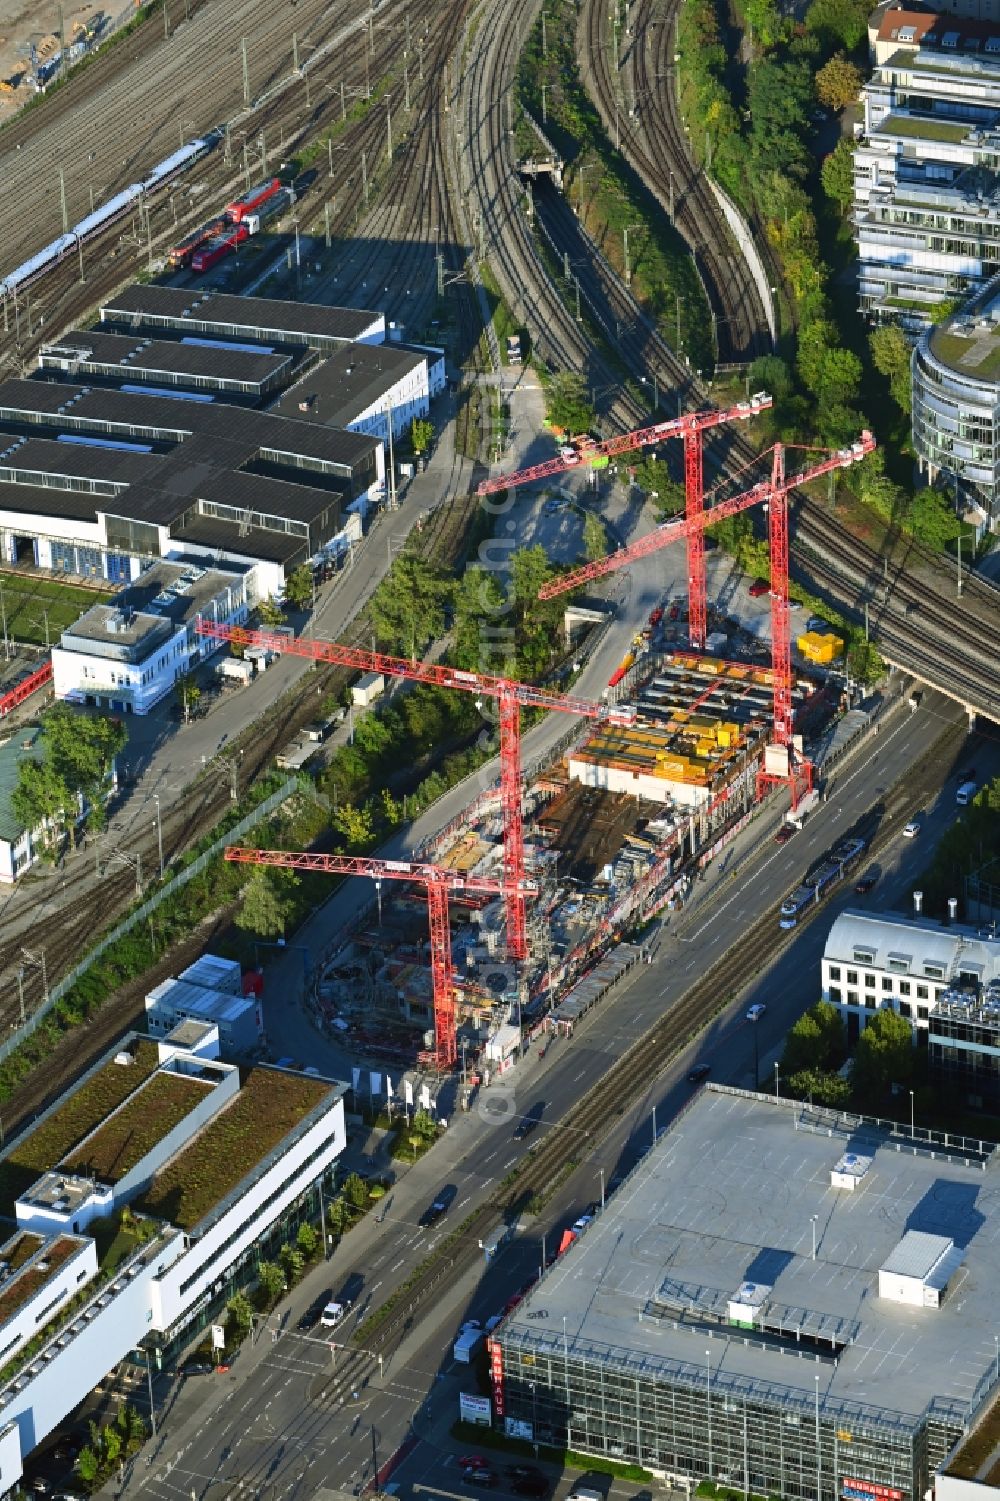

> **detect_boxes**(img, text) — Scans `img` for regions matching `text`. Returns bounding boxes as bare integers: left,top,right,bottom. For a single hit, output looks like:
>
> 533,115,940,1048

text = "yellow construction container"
798,631,844,663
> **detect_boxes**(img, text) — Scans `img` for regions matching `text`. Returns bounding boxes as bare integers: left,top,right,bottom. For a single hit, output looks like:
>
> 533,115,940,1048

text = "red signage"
488,1338,505,1419
843,1479,904,1501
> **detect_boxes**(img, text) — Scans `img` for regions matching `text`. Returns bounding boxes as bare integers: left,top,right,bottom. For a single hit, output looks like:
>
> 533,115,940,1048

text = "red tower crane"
225,846,537,1071
537,432,876,806
477,394,773,653
196,622,634,962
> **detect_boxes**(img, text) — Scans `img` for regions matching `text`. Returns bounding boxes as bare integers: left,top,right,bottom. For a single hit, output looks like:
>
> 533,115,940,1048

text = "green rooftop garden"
61,1072,213,1185
0,1236,81,1330
2,1233,43,1273
134,1069,330,1231
932,326,1000,380
0,1041,160,1217
880,114,969,144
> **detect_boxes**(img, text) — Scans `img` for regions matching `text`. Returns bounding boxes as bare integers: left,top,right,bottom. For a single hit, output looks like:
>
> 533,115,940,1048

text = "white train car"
0,135,213,301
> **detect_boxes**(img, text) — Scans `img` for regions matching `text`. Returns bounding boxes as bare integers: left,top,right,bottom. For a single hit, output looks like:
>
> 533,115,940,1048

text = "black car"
420,1184,457,1227
513,1479,548,1498
508,1465,544,1482
854,876,877,895
688,1062,711,1084
514,1100,545,1140
299,1293,333,1331
462,1470,495,1489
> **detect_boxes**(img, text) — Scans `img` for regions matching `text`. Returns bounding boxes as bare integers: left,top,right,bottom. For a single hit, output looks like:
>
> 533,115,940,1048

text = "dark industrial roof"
100,285,384,345
41,331,293,385
0,380,378,472
0,435,159,485
273,343,425,429
171,513,309,564
0,481,101,524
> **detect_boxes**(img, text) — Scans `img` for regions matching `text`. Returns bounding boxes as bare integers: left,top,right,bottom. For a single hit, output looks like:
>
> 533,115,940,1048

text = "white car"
746,1003,767,1023
320,1301,347,1328
902,820,921,839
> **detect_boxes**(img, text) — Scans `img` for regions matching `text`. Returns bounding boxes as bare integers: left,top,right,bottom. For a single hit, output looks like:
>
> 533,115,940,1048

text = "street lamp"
811,1213,819,1261
774,1061,780,1100
153,793,164,880
749,1011,760,1090
909,1089,915,1137
599,1167,605,1209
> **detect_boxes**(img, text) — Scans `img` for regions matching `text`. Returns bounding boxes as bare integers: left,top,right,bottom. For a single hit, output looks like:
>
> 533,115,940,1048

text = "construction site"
206,399,875,1079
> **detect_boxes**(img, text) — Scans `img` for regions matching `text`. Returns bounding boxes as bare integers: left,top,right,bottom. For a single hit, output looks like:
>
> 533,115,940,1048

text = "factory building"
99,285,386,352
854,29,1000,329
912,279,1000,525
491,1087,1000,1500
0,1030,346,1488
0,378,382,596
821,905,1000,1045
51,558,248,714
273,339,446,443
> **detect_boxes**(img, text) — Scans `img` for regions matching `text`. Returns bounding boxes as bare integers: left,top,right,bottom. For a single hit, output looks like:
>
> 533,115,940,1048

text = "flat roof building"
99,286,385,352
51,558,249,714
492,1086,1000,1499
0,1030,346,1487
273,340,446,442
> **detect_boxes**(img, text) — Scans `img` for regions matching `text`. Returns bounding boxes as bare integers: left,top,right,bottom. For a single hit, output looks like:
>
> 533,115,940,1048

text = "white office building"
274,341,447,443
0,1030,346,1490
821,904,1000,1045
51,559,248,714
912,277,1000,525
854,38,1000,327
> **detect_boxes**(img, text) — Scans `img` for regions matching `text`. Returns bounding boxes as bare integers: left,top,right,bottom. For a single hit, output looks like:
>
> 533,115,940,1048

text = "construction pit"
311,633,834,1079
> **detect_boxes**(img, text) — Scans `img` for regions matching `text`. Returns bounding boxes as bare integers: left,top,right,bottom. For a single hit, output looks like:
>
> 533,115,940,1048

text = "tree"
582,510,607,563
820,139,855,210
412,1107,438,1141
227,1290,254,1336
257,596,286,627
510,545,568,677
815,54,863,111
76,1446,100,1485
411,417,434,454
785,1068,852,1107
327,1197,347,1237
296,1221,319,1257
781,1001,846,1075
907,488,963,550
545,372,595,434
331,802,375,852
283,564,315,613
631,456,686,518
235,865,301,937
370,554,450,658
851,1007,914,1104
869,323,912,414
342,1171,369,1211
816,346,863,408
452,565,511,673
279,1243,305,1283
10,757,71,846
805,0,870,52
11,704,125,846
745,0,789,50
257,1259,286,1302
748,353,794,401
174,674,201,725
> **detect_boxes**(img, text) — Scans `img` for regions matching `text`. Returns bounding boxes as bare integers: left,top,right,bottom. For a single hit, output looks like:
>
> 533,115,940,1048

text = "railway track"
309,705,965,1410
577,0,770,365
3,0,457,369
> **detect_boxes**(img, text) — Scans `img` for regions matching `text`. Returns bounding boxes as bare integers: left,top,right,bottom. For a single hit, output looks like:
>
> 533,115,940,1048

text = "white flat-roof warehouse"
493,1088,1000,1499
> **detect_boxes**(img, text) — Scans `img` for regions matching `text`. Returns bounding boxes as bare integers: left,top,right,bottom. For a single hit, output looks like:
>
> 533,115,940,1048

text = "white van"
957,780,977,807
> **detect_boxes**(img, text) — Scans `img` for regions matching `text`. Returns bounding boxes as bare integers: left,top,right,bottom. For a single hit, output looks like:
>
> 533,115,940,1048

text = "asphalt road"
112,687,981,1501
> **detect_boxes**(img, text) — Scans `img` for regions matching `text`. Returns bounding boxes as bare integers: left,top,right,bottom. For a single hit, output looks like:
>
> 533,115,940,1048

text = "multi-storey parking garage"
492,1088,1000,1499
